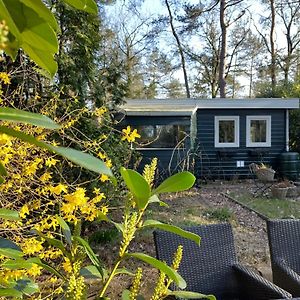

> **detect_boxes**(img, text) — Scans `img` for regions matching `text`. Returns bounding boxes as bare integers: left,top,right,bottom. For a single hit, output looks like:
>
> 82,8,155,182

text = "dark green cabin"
119,99,299,179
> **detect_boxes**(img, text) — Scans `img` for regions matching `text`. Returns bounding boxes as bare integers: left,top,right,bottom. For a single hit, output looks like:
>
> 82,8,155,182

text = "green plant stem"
99,208,146,297
74,221,81,237
99,259,122,297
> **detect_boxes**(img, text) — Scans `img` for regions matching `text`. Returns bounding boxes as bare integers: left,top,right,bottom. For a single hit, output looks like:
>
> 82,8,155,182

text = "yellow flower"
130,129,141,141
61,203,76,215
20,204,30,219
64,188,88,206
121,126,131,141
22,238,43,255
24,158,43,175
27,264,42,277
105,159,112,168
0,72,10,85
49,183,68,195
55,286,64,295
0,20,9,50
50,276,58,283
93,187,101,195
62,258,72,273
100,174,109,182
45,157,59,167
40,172,52,182
94,107,107,117
97,152,107,159
0,133,12,146
92,193,105,204
121,126,141,142
101,205,108,215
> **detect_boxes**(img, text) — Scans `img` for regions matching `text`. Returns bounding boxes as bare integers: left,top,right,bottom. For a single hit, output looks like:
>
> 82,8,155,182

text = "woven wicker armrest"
273,259,300,297
232,263,292,299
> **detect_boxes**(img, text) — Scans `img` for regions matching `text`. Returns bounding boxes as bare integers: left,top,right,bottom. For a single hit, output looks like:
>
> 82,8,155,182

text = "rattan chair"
154,223,291,300
267,219,300,297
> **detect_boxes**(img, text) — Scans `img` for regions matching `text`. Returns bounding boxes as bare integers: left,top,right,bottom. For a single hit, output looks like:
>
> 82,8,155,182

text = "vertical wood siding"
196,109,286,179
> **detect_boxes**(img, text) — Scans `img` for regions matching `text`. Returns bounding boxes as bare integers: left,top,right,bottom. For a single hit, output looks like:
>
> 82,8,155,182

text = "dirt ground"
90,181,272,299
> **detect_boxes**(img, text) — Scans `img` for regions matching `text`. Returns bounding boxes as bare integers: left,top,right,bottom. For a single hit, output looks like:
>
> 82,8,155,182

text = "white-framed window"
246,115,271,147
214,116,240,148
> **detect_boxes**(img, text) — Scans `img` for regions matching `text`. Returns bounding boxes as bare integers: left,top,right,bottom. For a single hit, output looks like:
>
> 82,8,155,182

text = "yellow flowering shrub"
0,72,141,298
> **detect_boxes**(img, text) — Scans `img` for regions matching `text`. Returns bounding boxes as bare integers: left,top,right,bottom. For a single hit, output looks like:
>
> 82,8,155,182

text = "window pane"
219,120,235,143
250,120,266,143
136,125,185,148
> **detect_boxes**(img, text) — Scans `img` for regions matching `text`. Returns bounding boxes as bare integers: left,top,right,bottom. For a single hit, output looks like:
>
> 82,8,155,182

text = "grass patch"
203,207,234,222
89,227,120,244
232,192,300,219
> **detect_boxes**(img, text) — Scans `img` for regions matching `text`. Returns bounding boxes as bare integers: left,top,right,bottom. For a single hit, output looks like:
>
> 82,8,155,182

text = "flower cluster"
122,126,141,142
0,20,9,51
61,187,107,223
0,94,119,297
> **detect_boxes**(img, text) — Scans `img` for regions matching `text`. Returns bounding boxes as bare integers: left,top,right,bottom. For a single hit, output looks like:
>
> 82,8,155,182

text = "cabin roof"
120,98,300,116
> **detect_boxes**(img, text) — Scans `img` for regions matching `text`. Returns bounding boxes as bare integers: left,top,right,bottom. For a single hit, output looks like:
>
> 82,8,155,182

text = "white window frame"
214,116,240,148
246,115,271,147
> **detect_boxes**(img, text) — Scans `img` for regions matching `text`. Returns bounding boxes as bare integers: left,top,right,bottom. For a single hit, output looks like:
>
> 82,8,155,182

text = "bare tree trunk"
219,0,227,98
249,57,254,98
165,0,191,98
270,0,276,94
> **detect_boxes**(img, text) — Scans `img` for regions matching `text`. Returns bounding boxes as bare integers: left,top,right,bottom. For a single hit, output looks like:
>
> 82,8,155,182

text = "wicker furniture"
154,223,292,300
267,219,300,297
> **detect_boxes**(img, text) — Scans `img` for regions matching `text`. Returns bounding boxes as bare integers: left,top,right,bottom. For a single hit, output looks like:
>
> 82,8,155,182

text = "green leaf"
8,277,39,295
0,0,22,41
148,195,169,207
35,259,66,280
1,0,58,77
0,161,7,177
6,256,66,281
152,172,196,195
2,257,44,267
63,0,98,14
0,237,23,259
2,258,37,270
0,176,4,184
122,290,130,300
142,220,201,246
36,232,70,259
0,126,114,177
120,168,151,209
167,290,216,300
74,236,104,277
22,43,57,77
80,265,107,280
0,107,60,129
0,288,22,297
19,0,58,30
111,221,124,233
57,216,72,246
47,145,114,178
126,253,186,289
115,268,134,276
0,208,20,221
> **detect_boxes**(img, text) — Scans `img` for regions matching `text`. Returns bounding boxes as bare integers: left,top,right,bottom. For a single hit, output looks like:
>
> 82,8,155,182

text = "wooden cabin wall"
196,108,287,180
